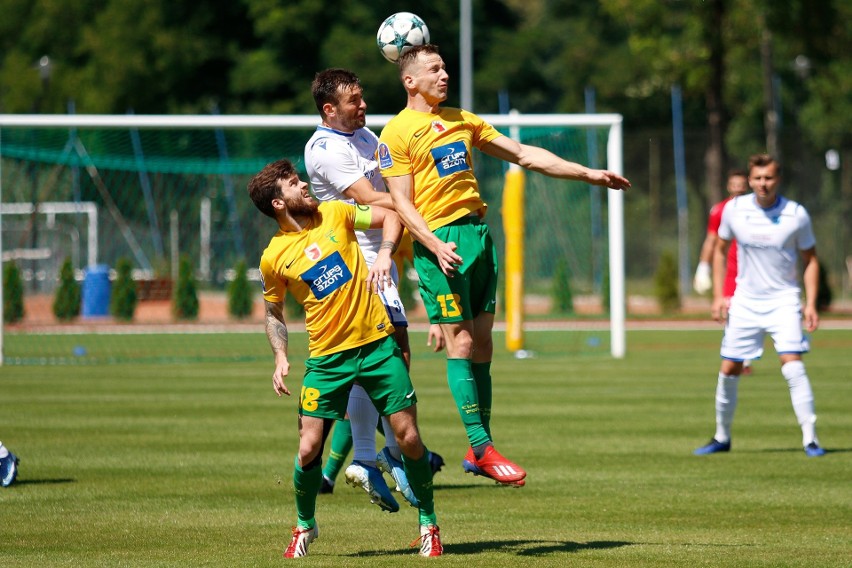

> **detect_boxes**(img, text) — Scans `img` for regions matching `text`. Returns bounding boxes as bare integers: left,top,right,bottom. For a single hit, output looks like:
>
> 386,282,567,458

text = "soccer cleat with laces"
1,451,19,488
376,447,418,507
410,524,443,557
804,442,826,457
283,524,318,558
462,446,526,485
694,438,731,455
345,461,400,512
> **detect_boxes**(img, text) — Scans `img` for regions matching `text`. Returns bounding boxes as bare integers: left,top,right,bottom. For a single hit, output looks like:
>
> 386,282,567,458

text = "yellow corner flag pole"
502,164,525,352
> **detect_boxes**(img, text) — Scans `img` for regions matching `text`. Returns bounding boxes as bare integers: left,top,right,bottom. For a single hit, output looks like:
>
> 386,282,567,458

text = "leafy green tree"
551,258,574,314
654,251,680,313
53,257,81,321
3,261,25,323
110,257,137,321
227,260,253,319
173,255,199,320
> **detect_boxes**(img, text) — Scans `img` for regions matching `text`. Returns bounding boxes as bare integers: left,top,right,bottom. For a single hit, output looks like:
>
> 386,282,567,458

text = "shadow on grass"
747,447,848,455
350,539,632,557
12,478,75,486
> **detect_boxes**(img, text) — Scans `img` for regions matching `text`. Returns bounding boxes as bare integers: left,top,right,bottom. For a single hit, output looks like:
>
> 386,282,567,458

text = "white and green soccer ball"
376,12,430,63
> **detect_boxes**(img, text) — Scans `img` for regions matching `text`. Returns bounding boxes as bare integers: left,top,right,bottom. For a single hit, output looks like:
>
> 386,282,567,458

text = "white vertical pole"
460,0,473,111
607,121,626,358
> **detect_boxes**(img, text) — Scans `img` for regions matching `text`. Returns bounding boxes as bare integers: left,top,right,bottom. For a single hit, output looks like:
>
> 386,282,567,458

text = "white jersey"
719,194,815,303
305,125,386,265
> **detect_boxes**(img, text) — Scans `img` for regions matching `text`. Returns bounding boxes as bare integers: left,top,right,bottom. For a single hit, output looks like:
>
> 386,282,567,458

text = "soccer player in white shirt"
305,69,444,510
694,154,826,457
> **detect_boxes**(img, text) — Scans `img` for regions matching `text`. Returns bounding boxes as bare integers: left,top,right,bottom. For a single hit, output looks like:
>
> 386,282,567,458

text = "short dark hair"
748,153,781,175
727,168,747,179
247,159,296,219
311,68,361,116
398,44,440,76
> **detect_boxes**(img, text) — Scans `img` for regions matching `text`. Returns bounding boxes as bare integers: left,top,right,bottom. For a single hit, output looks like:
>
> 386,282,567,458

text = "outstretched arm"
482,135,631,190
384,174,462,276
264,299,291,397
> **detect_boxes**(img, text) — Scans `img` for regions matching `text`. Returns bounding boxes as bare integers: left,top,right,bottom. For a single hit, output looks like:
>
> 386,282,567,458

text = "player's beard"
286,195,319,217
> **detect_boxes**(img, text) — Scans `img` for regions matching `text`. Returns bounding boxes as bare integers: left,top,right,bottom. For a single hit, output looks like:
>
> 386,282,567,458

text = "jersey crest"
378,143,393,169
304,243,322,261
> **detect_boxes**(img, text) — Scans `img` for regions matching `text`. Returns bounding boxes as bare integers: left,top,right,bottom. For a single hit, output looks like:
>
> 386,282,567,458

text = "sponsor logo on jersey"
430,142,470,177
313,139,328,151
304,243,322,261
325,230,338,244
378,143,393,169
431,120,446,133
301,251,352,300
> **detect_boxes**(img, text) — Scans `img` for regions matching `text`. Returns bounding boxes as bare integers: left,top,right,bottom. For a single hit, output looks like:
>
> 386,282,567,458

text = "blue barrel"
82,264,111,318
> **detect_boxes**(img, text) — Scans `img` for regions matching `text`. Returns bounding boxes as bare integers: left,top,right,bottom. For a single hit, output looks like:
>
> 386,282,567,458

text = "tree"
551,258,574,314
654,251,680,313
53,257,81,321
3,261,25,323
227,260,253,319
173,255,199,320
110,257,137,321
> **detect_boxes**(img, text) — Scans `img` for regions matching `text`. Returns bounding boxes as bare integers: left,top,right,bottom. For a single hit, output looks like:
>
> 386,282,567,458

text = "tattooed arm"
265,299,291,397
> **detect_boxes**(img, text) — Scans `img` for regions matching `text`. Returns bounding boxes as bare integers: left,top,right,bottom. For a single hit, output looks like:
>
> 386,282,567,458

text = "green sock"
447,358,490,447
402,450,437,527
293,456,321,529
322,419,352,483
472,361,493,439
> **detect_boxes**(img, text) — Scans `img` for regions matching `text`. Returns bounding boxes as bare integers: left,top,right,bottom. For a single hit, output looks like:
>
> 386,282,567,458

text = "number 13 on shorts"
437,293,462,318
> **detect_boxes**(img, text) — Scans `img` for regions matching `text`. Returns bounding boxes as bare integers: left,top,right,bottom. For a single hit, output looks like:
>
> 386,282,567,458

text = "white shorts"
378,263,408,328
720,296,809,361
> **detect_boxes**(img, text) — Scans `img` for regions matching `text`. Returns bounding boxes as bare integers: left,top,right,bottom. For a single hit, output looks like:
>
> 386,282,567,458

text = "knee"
394,426,424,458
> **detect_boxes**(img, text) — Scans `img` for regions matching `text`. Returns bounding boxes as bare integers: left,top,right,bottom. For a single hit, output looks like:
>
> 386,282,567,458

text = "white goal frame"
0,113,626,361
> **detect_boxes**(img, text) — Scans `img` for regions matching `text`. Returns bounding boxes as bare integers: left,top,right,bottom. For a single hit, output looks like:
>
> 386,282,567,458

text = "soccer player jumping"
378,44,630,486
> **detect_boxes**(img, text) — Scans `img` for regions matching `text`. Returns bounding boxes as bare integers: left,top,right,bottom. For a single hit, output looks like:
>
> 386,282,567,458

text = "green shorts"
413,215,498,323
300,335,416,420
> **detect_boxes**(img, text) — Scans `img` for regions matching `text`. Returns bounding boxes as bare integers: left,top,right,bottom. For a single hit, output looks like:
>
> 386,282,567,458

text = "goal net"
0,114,625,364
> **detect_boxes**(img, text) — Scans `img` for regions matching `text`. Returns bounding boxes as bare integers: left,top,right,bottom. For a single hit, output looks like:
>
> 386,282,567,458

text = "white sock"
381,416,402,460
714,373,740,443
781,360,819,446
348,385,380,464
0,442,7,459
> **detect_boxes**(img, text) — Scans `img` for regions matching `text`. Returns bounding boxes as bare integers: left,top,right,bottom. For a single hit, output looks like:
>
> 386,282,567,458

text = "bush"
110,257,138,321
228,260,254,319
53,258,81,321
173,255,199,320
551,258,574,314
3,261,25,323
654,251,680,312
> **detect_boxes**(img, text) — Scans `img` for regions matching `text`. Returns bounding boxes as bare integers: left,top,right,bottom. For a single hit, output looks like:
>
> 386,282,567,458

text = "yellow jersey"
259,201,394,357
378,107,503,231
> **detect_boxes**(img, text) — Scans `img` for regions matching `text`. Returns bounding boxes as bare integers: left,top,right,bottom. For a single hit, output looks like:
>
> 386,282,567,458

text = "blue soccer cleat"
694,438,731,455
804,442,826,457
0,451,19,487
376,447,418,507
344,461,399,512
428,450,445,475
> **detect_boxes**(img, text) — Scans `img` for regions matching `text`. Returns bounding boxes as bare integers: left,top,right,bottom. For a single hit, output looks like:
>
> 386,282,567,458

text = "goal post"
0,112,625,363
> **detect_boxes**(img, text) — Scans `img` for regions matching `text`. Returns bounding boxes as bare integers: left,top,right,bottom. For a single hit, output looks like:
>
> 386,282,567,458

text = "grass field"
2,329,850,567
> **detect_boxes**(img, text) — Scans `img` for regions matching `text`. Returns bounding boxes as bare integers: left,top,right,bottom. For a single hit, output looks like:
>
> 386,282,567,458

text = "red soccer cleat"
462,446,526,485
411,524,443,557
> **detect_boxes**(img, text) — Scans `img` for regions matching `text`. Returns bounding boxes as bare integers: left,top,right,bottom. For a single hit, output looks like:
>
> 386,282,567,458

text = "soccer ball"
376,12,430,63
